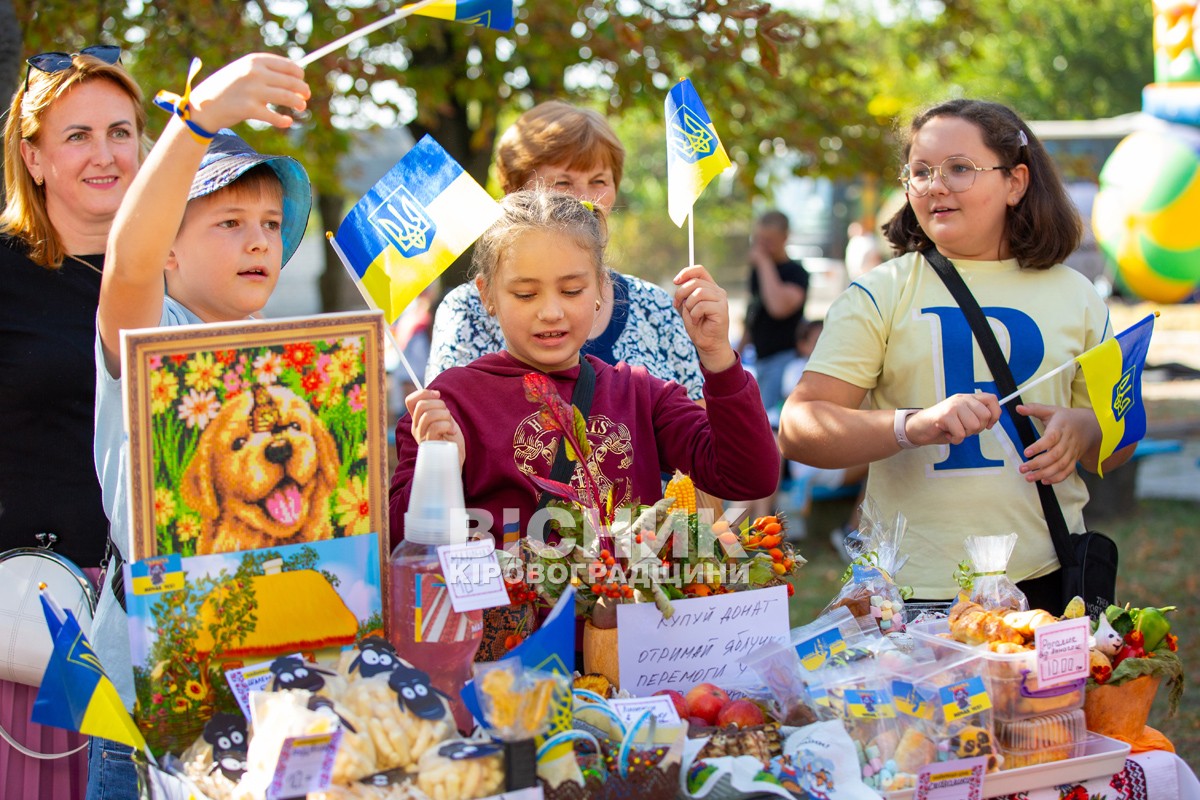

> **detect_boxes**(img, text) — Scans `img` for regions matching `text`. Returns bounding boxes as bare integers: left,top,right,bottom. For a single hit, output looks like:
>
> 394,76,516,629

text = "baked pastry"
948,601,1024,646
892,728,936,773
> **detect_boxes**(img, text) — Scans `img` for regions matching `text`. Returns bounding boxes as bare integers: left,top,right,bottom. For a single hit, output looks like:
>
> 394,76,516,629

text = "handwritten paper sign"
609,695,683,728
226,653,302,720
437,539,510,613
915,756,987,800
1035,617,1090,689
266,729,343,799
616,585,789,695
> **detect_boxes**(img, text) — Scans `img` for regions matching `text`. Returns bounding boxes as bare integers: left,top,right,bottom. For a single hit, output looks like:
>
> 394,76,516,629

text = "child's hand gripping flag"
33,585,147,752
330,135,502,325
665,79,732,227
1076,312,1156,476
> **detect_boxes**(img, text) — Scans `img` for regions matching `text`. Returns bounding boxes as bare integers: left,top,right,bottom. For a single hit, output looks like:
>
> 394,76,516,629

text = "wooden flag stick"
326,233,424,391
298,0,442,67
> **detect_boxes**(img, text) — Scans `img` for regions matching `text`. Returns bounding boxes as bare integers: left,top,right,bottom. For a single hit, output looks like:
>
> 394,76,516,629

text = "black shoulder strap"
536,357,596,512
921,247,1076,567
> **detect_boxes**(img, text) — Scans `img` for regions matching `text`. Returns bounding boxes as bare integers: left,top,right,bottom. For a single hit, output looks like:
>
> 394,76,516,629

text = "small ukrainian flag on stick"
329,134,502,388
33,584,148,753
665,79,732,267
998,312,1157,476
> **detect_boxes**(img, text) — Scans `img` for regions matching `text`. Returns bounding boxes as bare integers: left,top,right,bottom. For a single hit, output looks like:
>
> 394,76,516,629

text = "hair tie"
153,58,216,144
1017,130,1029,148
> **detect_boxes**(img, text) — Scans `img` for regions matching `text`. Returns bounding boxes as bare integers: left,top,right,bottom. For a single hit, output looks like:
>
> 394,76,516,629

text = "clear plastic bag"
964,534,1028,612
824,500,910,635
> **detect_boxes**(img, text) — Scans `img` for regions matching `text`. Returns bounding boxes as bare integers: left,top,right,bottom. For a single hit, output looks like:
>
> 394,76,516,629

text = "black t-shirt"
747,258,809,359
0,238,109,565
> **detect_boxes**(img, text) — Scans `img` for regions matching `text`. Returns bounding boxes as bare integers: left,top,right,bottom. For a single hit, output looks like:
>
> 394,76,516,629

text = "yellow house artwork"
196,558,358,667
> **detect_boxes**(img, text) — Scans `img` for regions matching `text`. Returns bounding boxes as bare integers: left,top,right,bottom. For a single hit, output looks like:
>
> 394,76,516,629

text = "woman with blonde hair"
0,44,145,798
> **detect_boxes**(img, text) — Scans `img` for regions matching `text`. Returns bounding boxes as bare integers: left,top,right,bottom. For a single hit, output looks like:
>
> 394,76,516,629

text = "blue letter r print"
924,306,1043,470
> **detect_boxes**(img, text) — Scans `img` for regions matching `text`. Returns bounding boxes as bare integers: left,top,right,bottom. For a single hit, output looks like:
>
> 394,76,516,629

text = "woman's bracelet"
152,58,216,144
894,408,921,449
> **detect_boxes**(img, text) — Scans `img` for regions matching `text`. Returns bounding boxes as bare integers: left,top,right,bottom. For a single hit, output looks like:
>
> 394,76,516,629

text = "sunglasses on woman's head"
25,45,121,91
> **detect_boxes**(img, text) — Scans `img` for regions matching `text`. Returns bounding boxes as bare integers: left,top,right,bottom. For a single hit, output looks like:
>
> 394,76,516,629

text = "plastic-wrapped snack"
236,689,343,799
803,665,908,792
964,534,1028,611
179,713,249,800
473,659,567,741
740,642,819,727
823,500,910,635
790,607,875,672
340,667,456,770
887,631,1002,777
415,739,506,800
311,767,432,799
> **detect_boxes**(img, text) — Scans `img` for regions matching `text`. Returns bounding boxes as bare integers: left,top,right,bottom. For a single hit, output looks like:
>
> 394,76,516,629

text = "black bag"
924,248,1118,617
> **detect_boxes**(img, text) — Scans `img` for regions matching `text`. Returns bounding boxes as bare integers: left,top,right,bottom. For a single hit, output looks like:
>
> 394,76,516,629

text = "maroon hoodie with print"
388,352,778,547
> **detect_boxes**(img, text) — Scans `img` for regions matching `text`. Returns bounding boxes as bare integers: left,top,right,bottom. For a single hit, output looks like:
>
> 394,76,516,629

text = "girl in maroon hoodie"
389,188,779,549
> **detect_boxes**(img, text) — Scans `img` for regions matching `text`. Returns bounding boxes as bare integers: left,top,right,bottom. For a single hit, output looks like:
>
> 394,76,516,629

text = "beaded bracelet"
153,58,215,144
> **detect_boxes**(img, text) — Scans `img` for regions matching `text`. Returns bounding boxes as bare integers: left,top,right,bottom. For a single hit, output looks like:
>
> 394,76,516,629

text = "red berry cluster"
505,579,538,605
593,550,634,599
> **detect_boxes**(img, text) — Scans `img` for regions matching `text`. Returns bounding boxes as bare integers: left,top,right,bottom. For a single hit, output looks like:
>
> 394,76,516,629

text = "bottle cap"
405,440,469,545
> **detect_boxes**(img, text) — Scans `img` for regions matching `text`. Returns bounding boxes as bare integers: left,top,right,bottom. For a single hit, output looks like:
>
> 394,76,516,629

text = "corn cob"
664,470,696,515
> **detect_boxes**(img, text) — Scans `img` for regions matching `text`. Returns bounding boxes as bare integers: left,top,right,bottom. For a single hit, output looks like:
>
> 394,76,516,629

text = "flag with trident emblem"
331,135,502,324
665,79,732,226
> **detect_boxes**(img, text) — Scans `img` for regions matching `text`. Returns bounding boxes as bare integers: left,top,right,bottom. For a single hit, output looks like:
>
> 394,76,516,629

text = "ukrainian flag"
332,135,502,324
1075,313,1156,476
665,79,732,227
411,0,514,31
33,591,147,751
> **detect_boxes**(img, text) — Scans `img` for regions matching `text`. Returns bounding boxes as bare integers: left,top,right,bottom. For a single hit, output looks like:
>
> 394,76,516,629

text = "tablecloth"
997,751,1199,800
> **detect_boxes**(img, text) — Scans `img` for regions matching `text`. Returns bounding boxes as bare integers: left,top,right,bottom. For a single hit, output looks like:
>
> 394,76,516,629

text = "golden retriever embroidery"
182,384,341,554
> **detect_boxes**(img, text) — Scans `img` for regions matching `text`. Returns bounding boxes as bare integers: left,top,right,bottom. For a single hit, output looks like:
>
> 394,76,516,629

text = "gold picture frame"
121,311,388,564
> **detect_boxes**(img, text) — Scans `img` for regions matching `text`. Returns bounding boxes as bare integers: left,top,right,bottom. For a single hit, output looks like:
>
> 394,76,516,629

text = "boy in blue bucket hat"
87,53,311,798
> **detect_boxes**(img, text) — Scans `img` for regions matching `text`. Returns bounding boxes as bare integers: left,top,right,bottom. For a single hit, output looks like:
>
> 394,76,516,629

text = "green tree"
15,1,826,305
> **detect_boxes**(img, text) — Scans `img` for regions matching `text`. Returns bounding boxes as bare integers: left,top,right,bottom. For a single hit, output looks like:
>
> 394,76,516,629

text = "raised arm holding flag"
665,79,732,268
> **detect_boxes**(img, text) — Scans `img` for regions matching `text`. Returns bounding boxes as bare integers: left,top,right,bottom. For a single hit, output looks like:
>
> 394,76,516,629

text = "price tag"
266,729,342,799
914,756,987,800
481,789,545,800
609,695,683,728
437,539,510,613
226,653,302,721
1034,617,1090,689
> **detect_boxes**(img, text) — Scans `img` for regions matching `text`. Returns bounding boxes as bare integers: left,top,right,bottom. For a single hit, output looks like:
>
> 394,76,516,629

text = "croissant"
948,600,1024,646
1001,609,1058,637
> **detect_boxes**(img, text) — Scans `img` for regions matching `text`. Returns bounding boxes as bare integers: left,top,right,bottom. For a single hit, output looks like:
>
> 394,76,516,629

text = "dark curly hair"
883,99,1081,270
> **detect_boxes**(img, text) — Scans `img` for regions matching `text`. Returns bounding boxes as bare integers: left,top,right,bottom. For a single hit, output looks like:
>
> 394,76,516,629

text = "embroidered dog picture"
122,313,387,559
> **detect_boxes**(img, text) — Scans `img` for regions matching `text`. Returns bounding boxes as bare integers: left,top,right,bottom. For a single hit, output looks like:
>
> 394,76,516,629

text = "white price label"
1035,616,1091,689
914,756,987,800
609,695,683,728
437,539,511,613
225,653,302,721
266,729,342,799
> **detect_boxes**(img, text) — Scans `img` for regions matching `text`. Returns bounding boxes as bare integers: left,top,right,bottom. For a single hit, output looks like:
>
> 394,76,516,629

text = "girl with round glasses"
778,99,1132,611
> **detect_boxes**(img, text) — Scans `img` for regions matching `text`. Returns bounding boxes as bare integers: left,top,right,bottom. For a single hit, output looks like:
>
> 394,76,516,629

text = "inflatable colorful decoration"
1092,0,1200,302
1093,130,1200,303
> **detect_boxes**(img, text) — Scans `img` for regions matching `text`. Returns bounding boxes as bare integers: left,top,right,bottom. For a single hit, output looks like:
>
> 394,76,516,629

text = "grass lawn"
784,495,1199,765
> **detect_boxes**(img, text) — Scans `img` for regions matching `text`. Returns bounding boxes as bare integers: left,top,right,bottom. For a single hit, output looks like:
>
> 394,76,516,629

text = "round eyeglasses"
25,45,121,92
899,156,1008,197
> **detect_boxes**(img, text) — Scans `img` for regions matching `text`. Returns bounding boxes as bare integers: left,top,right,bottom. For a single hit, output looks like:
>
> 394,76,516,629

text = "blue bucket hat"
188,130,311,267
